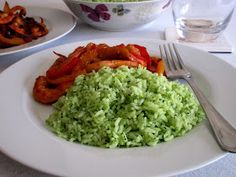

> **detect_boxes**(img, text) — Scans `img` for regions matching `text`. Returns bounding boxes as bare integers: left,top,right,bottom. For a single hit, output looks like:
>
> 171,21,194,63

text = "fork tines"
159,43,191,79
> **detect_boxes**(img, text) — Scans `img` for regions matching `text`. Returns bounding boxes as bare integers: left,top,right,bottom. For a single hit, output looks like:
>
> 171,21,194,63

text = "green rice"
46,66,204,148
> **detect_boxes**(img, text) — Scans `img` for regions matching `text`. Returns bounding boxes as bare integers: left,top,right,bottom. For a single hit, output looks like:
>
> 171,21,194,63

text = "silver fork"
159,43,236,153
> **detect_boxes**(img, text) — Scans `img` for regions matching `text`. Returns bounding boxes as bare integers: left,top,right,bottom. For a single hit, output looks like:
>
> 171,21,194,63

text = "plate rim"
1,38,233,177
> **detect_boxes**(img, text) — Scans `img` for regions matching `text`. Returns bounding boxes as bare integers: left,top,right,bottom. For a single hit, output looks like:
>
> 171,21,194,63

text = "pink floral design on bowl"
80,4,111,22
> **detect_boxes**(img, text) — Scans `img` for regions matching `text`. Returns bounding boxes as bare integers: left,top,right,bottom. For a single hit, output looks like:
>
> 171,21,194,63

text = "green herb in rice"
46,66,204,148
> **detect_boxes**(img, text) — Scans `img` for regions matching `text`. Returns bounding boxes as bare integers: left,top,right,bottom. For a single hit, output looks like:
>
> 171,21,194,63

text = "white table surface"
0,1,236,177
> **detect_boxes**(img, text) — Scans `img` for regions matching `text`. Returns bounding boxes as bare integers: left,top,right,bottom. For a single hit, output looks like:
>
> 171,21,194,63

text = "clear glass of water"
172,0,236,42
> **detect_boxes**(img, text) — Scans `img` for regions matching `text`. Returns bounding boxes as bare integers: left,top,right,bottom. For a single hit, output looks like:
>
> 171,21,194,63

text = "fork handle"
185,76,236,153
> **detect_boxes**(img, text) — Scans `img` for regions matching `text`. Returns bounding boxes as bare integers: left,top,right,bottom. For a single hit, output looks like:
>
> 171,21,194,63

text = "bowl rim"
63,0,170,5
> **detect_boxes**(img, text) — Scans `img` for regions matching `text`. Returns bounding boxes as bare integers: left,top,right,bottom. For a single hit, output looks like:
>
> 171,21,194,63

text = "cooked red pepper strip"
85,60,140,72
128,52,147,67
30,18,48,38
10,5,26,16
3,2,11,13
0,34,25,46
97,45,130,60
46,47,86,79
132,44,152,69
0,3,26,25
149,57,161,73
156,59,165,75
9,15,27,35
0,24,7,35
0,11,14,24
46,64,87,84
126,44,148,67
31,26,45,38
33,76,73,104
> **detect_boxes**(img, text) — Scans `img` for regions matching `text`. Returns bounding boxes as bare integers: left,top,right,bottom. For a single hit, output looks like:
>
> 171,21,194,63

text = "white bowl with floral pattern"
63,0,172,31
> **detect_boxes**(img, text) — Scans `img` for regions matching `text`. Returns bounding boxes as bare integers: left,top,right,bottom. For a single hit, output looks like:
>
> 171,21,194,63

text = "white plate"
0,6,76,56
0,38,235,177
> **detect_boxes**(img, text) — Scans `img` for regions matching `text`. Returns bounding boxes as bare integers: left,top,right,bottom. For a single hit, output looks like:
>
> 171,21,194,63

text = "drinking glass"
172,0,236,42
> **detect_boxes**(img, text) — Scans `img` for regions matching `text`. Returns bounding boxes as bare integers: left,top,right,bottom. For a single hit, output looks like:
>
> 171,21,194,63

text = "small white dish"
1,38,236,177
0,6,77,56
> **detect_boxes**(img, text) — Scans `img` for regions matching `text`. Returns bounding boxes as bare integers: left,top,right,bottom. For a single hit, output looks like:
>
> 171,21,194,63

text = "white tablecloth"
0,1,236,177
